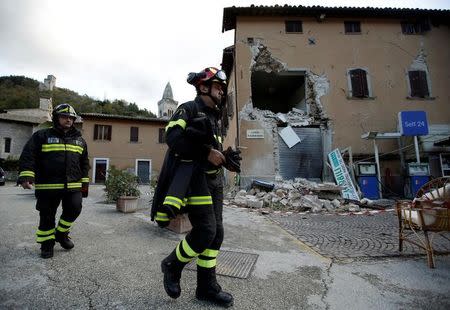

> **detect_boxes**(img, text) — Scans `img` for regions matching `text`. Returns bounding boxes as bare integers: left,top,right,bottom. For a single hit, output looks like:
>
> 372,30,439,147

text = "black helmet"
52,103,78,120
187,67,227,88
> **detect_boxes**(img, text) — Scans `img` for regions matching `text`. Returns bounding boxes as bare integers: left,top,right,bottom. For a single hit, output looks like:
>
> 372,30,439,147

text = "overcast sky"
1,0,449,115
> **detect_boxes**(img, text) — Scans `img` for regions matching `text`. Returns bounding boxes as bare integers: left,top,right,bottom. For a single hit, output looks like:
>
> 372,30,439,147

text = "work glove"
155,204,178,228
81,182,89,198
222,147,242,173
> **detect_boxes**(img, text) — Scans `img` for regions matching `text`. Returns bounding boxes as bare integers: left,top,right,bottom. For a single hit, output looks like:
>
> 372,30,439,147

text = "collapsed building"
219,5,450,198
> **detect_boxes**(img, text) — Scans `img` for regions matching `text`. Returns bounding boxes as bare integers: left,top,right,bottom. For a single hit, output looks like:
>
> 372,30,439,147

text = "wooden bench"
396,177,450,268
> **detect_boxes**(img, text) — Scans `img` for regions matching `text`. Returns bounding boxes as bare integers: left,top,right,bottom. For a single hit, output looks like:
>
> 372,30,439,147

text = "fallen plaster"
410,48,428,71
306,71,330,120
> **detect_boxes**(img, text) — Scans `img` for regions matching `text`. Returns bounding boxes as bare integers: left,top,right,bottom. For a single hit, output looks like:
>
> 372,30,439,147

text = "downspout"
233,30,240,147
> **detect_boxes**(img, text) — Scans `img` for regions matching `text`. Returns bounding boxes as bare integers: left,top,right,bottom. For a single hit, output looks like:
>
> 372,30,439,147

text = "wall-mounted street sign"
398,110,429,136
328,148,360,201
246,129,265,139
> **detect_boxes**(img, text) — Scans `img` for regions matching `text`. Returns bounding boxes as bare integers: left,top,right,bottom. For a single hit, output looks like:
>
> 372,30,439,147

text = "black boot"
40,240,55,259
196,267,234,308
161,250,186,299
55,231,74,250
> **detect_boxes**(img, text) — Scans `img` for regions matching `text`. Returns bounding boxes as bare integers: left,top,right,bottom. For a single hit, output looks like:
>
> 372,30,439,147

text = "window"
94,124,112,141
408,70,429,98
285,20,302,33
130,126,139,142
348,68,371,98
4,137,11,153
401,20,430,34
158,128,166,144
344,21,361,34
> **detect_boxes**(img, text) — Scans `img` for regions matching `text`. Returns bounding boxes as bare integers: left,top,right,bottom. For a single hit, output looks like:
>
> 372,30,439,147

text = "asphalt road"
1,183,449,309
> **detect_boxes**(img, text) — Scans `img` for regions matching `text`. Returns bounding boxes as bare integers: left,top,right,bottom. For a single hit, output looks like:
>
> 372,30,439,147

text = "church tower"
157,82,178,119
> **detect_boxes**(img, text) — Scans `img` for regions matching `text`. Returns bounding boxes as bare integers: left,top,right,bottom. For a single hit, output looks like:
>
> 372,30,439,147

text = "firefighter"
155,67,240,308
18,103,90,259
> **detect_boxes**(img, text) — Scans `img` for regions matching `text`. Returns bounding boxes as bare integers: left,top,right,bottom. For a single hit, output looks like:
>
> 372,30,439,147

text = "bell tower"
157,82,178,119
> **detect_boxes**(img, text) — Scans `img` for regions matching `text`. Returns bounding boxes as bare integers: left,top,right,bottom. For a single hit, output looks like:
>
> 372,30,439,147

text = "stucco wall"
0,122,33,160
81,118,168,180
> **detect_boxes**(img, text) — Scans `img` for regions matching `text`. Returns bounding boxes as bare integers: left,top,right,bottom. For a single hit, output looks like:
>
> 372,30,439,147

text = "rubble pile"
225,178,366,213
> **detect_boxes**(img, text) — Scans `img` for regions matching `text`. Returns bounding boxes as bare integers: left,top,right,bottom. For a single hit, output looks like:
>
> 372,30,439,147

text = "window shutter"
107,125,112,141
130,127,139,142
94,125,99,140
409,71,429,98
159,128,165,143
350,69,368,98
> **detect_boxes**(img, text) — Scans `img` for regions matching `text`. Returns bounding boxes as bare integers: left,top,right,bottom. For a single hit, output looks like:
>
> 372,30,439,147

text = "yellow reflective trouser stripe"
206,169,220,175
176,239,199,263
201,249,219,258
36,228,55,242
186,196,213,205
35,184,64,189
163,196,183,209
57,219,73,232
155,212,169,221
81,177,90,182
35,182,82,190
165,119,187,131
67,182,82,189
19,170,35,177
197,258,217,268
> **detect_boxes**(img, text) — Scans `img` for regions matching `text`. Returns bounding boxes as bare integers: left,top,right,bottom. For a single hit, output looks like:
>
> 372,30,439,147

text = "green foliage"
104,166,140,202
0,75,157,118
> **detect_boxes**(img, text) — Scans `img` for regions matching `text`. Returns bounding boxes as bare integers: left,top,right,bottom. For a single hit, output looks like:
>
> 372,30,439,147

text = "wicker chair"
396,177,450,268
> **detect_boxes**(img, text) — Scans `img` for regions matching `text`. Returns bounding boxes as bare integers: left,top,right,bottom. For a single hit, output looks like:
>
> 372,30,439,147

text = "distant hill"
0,75,157,118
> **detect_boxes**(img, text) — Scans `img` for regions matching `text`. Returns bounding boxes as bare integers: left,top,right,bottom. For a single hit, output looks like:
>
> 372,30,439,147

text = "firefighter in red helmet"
153,67,241,308
18,103,90,259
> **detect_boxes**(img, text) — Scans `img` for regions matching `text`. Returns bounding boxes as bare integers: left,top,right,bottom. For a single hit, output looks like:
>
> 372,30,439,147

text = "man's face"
209,82,224,105
58,115,75,130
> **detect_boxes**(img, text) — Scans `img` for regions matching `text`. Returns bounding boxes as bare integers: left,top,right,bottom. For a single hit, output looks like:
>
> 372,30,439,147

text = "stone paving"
267,210,450,259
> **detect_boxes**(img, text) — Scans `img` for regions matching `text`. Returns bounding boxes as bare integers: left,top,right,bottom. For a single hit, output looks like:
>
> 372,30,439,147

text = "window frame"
93,124,112,141
344,21,361,34
346,67,373,99
285,20,303,33
401,20,430,35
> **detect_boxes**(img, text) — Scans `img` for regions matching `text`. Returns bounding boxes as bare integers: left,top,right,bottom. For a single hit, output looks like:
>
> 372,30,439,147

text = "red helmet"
187,67,227,87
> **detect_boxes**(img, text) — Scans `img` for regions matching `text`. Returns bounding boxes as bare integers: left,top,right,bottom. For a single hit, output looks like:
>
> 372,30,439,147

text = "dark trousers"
35,191,82,243
182,172,224,266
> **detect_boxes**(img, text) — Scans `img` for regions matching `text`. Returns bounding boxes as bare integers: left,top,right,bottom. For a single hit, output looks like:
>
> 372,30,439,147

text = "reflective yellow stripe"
36,228,55,235
197,258,217,268
59,219,73,227
165,119,187,131
206,169,220,175
214,135,223,144
42,144,84,154
176,243,192,263
36,235,55,242
201,249,219,258
35,184,65,189
163,196,183,209
81,177,90,182
186,196,213,205
67,182,82,188
19,170,35,177
181,239,198,257
155,212,169,221
56,226,70,232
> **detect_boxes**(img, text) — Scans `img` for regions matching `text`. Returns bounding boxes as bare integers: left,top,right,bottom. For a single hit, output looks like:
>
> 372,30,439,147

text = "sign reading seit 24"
398,111,429,136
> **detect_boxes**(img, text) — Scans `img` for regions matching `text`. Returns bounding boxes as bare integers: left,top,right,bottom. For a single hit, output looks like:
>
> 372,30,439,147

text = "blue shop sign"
398,111,429,136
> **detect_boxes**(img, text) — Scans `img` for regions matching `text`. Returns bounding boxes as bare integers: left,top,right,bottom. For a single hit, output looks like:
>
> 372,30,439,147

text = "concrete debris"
226,177,382,214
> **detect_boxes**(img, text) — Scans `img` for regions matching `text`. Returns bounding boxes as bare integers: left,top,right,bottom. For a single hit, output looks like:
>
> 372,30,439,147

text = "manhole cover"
186,250,258,279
